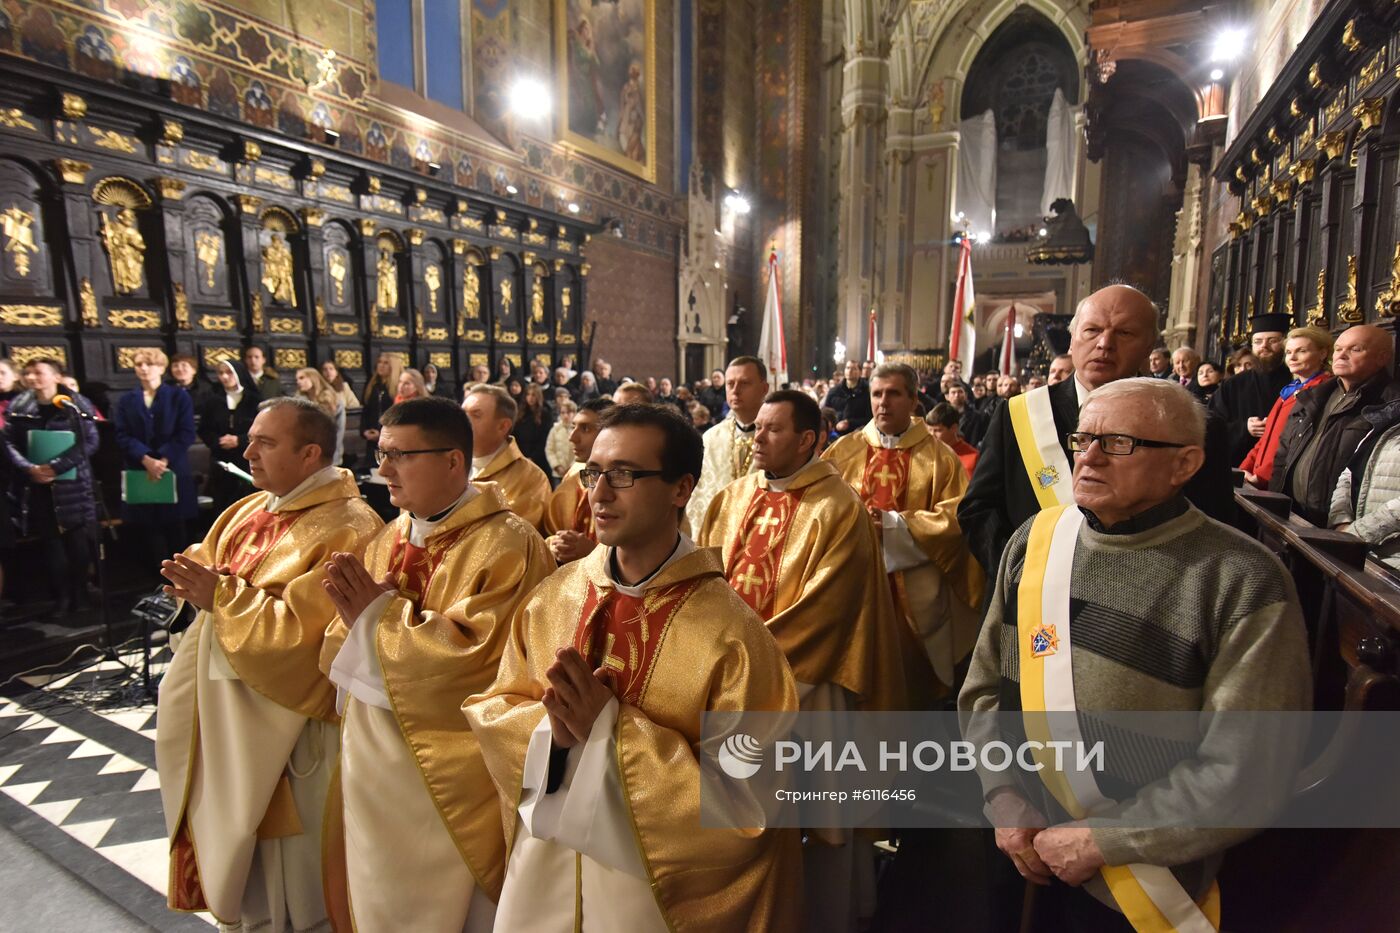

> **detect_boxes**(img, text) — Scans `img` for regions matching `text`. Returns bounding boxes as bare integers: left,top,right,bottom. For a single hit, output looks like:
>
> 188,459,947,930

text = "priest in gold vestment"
699,389,937,933
822,363,984,689
466,404,802,932
543,397,613,565
320,397,552,933
463,383,552,530
156,398,383,931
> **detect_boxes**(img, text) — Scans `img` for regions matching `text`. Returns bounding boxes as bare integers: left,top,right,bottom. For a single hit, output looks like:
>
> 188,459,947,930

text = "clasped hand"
541,647,615,748
322,552,395,625
160,553,228,611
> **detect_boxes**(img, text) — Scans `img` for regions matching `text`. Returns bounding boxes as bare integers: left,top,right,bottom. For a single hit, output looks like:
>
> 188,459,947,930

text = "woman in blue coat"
113,348,197,574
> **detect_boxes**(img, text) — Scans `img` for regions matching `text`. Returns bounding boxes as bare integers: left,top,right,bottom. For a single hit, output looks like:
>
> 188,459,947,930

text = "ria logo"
718,732,764,780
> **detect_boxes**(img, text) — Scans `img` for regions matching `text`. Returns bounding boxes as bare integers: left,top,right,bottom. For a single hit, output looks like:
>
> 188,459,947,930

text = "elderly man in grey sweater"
959,378,1312,931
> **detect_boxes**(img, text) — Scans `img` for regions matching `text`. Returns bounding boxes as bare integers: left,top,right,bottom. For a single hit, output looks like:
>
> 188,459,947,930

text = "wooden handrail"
1236,488,1400,628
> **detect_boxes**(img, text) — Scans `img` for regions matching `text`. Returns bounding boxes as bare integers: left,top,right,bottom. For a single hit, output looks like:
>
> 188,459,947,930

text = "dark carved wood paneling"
0,58,594,393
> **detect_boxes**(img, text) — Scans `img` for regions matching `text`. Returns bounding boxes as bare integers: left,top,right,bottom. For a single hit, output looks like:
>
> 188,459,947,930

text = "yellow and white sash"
1016,504,1222,932
1007,386,1074,509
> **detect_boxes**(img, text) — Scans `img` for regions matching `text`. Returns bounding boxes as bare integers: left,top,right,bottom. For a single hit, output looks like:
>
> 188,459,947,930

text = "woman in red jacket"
1241,326,1333,485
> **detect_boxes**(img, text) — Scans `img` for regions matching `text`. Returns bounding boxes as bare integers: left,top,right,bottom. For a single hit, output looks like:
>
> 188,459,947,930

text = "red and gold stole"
572,482,596,540
724,486,804,620
572,577,702,706
384,522,471,607
222,509,305,578
860,445,911,512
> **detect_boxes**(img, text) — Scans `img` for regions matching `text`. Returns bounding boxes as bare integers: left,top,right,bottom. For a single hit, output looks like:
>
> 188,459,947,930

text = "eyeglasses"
374,446,454,466
1066,432,1187,456
579,467,666,489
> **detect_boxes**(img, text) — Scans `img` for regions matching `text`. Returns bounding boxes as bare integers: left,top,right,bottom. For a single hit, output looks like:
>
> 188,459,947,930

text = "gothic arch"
918,0,1089,123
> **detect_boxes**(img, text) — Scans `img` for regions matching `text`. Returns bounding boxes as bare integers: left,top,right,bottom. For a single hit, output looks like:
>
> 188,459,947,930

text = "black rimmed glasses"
1066,432,1187,456
374,446,455,466
579,467,667,489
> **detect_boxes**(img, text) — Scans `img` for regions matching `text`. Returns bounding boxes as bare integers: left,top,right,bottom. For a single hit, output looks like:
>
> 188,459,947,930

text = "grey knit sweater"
959,499,1312,909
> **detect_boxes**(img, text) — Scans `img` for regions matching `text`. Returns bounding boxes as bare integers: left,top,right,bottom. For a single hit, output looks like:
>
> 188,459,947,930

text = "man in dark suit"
1208,313,1291,465
958,284,1236,578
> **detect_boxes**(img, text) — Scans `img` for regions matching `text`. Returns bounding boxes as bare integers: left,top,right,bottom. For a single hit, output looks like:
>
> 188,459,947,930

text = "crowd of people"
0,281,1391,929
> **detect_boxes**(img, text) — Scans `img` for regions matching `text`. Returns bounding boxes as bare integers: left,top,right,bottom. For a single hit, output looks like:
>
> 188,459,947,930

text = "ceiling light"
724,192,751,215
505,183,518,195
566,202,580,214
508,77,551,119
1211,29,1246,63
1209,67,1225,82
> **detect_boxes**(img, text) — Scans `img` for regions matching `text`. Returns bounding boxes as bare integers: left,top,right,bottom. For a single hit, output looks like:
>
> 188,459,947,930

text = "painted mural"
556,0,655,181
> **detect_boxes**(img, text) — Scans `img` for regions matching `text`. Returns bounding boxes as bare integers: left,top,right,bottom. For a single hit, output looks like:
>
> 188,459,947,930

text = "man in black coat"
958,284,1237,578
821,360,872,435
1209,313,1291,465
1271,324,1399,525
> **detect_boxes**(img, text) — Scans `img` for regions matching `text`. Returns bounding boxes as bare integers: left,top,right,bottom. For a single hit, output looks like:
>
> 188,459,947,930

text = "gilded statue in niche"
100,207,145,294
500,278,512,318
195,231,221,290
424,263,441,314
80,277,99,328
376,247,397,311
260,232,297,307
531,276,545,322
2,206,37,278
556,286,572,340
328,249,348,303
463,263,481,319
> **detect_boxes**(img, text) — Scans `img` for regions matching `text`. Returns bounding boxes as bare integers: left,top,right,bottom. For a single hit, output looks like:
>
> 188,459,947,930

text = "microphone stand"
58,398,132,691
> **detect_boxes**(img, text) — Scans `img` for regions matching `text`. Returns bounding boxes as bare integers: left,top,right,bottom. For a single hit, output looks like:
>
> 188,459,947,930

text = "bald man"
958,284,1234,578
1270,323,1399,525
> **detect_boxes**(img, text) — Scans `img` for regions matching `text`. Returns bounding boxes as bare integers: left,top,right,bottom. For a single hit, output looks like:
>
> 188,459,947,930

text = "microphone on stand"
51,394,96,419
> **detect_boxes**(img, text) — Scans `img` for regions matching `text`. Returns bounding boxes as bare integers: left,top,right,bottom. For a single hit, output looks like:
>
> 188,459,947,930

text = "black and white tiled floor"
0,648,212,930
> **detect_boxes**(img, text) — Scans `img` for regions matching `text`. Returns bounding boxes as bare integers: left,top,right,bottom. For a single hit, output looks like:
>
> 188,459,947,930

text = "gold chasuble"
472,437,553,531
822,420,985,688
321,482,551,933
465,545,802,933
156,468,383,926
543,462,594,538
698,458,934,711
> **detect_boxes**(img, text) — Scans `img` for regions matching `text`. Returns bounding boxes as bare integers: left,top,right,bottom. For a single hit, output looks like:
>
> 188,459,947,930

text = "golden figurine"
100,207,146,294
463,263,481,319
376,247,397,311
424,263,441,314
315,298,328,335
556,286,572,341
1310,268,1329,327
416,308,426,337
531,276,545,323
1374,243,1400,318
328,250,348,304
2,206,37,278
80,277,99,328
500,278,513,318
195,231,221,290
1337,254,1361,323
174,283,191,330
251,291,265,332
260,232,297,307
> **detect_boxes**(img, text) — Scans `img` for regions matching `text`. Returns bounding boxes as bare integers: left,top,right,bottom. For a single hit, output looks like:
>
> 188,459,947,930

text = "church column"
1164,161,1204,349
234,194,264,338
152,177,189,338
299,208,328,353
835,0,887,360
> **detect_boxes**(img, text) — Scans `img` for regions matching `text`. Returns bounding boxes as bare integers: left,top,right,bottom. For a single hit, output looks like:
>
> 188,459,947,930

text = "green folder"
122,469,178,505
28,429,77,481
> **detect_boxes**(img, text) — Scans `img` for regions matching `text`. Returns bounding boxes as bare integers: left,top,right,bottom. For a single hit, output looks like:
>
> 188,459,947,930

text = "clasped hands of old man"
988,787,1106,887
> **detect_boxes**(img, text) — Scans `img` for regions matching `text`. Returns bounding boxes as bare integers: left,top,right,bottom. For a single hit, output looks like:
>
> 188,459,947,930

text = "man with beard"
1209,313,1291,464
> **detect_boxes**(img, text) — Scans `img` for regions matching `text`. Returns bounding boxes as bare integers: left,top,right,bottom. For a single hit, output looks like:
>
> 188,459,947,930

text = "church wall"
583,233,677,380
